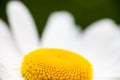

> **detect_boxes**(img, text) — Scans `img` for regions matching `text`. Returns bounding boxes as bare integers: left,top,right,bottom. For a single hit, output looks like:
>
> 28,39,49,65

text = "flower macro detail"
21,48,92,80
1,0,120,80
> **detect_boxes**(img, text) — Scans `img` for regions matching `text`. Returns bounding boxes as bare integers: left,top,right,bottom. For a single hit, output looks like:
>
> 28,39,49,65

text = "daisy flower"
0,1,120,80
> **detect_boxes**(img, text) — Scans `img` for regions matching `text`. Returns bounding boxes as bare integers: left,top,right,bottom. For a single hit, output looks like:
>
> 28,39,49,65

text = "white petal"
0,19,23,79
0,19,11,39
80,19,120,77
6,1,39,54
0,64,23,80
0,35,22,70
41,11,81,51
93,77,120,80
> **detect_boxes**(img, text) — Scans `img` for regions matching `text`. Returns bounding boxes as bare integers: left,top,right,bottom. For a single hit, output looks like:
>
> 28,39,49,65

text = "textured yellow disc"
21,48,92,80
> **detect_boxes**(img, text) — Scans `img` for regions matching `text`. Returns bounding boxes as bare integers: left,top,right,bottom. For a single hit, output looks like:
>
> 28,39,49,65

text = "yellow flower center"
21,48,92,80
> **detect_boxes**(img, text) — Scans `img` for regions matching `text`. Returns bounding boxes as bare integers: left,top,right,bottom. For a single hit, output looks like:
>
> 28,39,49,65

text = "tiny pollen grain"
21,48,93,80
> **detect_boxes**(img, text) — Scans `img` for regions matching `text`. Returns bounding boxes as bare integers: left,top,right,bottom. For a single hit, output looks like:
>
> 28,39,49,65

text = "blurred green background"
0,0,120,36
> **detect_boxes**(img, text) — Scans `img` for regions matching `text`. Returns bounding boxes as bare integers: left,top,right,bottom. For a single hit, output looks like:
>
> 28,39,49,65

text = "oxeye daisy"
0,1,120,80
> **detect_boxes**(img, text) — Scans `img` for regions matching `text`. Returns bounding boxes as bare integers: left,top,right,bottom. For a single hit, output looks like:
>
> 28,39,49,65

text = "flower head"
21,48,92,80
0,0,120,80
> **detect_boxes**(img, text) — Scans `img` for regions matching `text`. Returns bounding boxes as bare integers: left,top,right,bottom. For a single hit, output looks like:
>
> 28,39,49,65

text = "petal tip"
47,11,75,24
7,0,23,10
